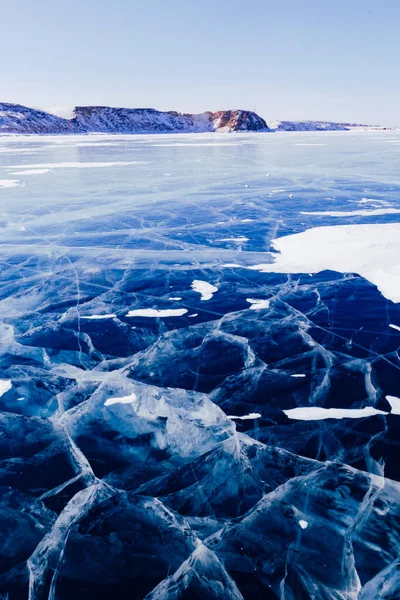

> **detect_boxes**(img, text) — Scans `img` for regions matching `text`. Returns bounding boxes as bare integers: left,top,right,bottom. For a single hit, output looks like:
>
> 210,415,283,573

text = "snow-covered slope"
0,103,74,134
270,119,371,131
72,106,205,133
71,106,269,133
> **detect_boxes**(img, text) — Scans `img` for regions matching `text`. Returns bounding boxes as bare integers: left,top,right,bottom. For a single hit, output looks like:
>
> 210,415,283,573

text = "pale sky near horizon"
1,0,399,125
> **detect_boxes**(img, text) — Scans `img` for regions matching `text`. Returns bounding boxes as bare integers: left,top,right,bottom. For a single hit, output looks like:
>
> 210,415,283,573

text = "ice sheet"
1,131,400,599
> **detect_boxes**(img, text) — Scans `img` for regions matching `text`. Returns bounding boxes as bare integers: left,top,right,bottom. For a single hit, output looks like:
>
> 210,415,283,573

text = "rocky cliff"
71,106,269,133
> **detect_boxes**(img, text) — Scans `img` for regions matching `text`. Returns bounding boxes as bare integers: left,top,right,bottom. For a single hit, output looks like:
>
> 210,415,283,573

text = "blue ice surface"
1,131,400,599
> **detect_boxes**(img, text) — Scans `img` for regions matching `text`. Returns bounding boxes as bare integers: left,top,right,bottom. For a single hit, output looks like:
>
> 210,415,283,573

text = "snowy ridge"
73,106,270,133
270,119,383,131
0,102,385,134
0,102,74,134
0,103,269,134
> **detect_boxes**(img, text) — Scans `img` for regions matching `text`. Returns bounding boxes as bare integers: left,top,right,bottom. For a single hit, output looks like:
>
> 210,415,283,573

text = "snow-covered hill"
0,102,386,134
72,106,270,133
270,119,373,131
0,103,269,134
0,102,74,134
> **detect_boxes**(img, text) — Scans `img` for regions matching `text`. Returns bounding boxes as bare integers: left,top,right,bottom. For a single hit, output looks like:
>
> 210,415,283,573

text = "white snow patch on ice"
221,263,242,268
386,395,400,415
168,297,182,301
249,223,400,303
301,208,400,217
10,169,51,175
7,161,150,170
359,198,390,206
291,374,306,378
126,308,188,317
104,393,137,407
246,298,270,310
0,380,12,397
218,236,249,243
228,413,262,420
81,314,116,320
0,180,20,188
284,406,387,420
0,147,41,154
63,142,121,147
191,280,218,301
152,142,241,147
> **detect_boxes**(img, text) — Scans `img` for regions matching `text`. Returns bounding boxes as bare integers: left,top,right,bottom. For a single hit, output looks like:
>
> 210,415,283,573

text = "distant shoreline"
0,102,392,135
0,128,394,138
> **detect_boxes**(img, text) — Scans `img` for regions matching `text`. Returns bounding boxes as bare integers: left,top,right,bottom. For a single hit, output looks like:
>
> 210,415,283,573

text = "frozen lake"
1,131,400,599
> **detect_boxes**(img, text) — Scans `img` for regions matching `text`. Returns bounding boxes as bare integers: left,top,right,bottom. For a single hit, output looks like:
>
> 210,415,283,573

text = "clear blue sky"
1,0,399,125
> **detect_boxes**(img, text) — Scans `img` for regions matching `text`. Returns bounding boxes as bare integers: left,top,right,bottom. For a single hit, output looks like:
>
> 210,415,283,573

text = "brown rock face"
211,110,269,131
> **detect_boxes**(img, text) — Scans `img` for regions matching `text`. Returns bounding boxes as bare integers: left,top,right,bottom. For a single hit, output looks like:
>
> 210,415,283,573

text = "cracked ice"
0,131,400,599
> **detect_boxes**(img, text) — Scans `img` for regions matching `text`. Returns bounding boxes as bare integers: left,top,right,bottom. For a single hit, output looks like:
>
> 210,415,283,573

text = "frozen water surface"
1,131,400,599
